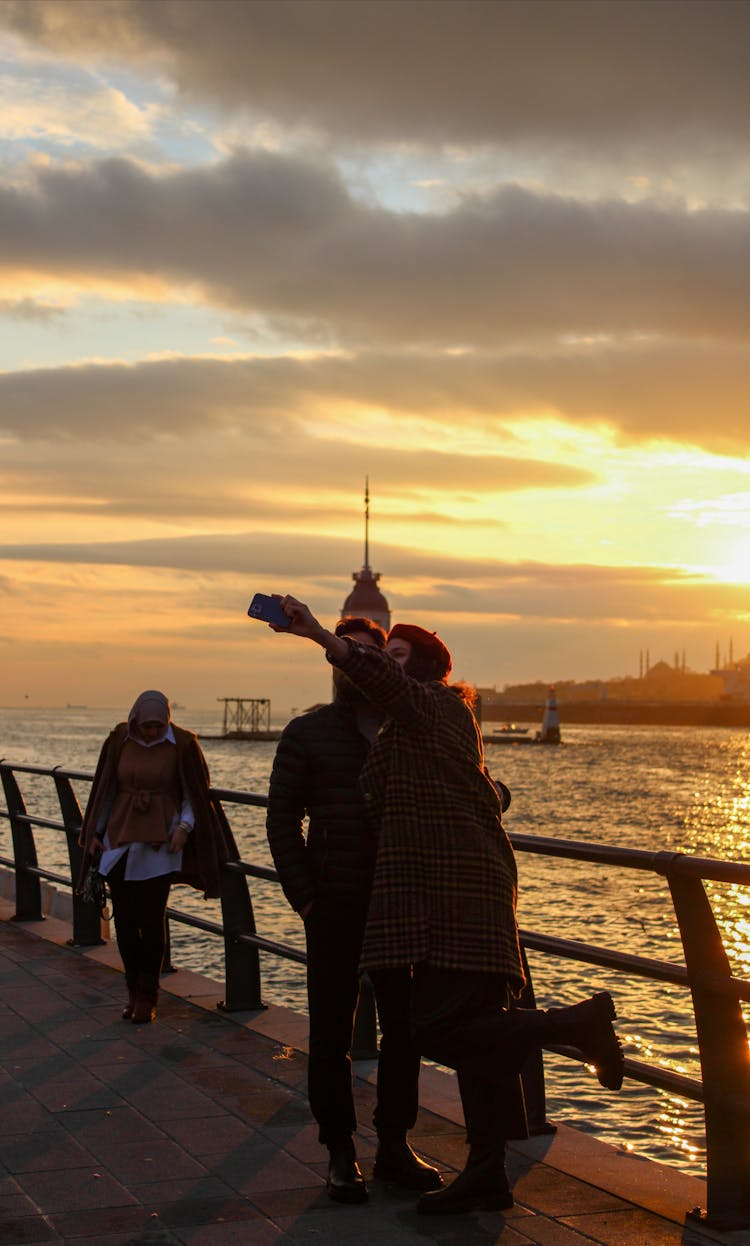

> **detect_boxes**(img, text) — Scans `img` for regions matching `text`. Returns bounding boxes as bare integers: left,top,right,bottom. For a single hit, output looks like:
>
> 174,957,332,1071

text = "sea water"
2,705,749,1179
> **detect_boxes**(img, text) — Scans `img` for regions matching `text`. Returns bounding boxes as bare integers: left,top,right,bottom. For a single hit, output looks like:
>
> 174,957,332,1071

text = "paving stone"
48,1204,164,1240
58,1105,168,1149
0,1217,62,1244
208,1140,323,1194
161,1112,258,1157
0,1130,96,1174
14,1166,137,1215
562,1207,702,1244
509,1213,615,1243
93,1136,209,1183
513,1165,629,1216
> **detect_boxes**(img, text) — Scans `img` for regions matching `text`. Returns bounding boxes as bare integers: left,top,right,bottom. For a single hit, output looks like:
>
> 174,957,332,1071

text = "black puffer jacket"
266,698,373,914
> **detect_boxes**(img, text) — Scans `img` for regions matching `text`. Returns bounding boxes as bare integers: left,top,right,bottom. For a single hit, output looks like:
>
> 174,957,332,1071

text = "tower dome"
341,479,391,632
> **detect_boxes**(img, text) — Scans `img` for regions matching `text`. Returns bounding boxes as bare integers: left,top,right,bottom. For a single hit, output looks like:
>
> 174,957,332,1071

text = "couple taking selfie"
264,594,624,1215
78,596,623,1216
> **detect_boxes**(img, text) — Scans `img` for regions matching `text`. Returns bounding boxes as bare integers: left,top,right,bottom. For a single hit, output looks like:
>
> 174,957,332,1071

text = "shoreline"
482,700,750,728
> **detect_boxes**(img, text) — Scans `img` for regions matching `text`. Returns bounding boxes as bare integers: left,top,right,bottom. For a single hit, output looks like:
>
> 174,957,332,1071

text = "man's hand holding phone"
247,593,292,629
248,592,349,660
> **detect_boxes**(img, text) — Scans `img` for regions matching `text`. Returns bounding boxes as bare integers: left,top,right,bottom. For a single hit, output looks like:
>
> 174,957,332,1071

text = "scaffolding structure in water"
216,697,276,739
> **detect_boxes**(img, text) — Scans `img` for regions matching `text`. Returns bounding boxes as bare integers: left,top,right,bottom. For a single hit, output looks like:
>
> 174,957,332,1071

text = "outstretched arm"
267,594,442,733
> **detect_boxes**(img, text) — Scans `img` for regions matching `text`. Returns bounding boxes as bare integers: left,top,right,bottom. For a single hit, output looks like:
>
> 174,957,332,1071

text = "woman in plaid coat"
266,597,624,1215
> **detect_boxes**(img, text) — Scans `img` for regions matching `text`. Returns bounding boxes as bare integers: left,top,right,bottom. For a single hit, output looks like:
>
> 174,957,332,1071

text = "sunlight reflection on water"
2,710,749,1180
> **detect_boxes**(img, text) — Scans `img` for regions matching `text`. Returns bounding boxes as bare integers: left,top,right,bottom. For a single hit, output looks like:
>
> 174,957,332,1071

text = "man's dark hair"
335,616,387,648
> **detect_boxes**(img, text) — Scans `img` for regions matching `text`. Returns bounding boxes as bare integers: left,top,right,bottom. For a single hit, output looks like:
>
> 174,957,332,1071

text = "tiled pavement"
0,913,742,1246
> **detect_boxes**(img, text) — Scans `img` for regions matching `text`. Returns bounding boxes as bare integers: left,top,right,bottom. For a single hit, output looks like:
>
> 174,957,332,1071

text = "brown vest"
107,739,180,847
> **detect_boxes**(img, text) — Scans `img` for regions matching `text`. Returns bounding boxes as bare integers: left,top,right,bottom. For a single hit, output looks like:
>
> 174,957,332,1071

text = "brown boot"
131,990,158,1024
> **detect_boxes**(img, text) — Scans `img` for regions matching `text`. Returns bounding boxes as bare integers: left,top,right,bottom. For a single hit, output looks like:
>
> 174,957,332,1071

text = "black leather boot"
417,1146,512,1215
546,991,624,1090
326,1140,368,1204
374,1136,443,1190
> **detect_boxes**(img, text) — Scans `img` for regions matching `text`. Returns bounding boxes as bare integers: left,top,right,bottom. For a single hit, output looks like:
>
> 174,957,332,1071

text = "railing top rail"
508,832,750,885
0,761,94,781
210,787,268,807
2,759,750,885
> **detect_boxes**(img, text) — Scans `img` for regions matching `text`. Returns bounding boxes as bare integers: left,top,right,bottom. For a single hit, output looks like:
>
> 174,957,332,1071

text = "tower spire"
364,476,370,572
341,478,391,631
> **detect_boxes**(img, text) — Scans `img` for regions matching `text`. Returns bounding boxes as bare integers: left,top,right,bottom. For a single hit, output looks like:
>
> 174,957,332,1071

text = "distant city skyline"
1,1,750,714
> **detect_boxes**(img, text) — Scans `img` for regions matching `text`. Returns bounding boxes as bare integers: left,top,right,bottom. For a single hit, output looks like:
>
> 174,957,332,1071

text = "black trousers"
411,963,541,1148
107,853,171,996
305,899,420,1147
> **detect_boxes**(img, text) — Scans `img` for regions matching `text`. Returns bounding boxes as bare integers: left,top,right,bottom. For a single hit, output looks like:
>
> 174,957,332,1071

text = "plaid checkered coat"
333,641,525,990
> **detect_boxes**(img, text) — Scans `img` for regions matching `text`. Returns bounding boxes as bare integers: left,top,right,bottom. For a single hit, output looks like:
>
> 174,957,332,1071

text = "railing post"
665,859,750,1229
0,765,43,922
51,769,104,948
215,804,265,1011
518,943,555,1135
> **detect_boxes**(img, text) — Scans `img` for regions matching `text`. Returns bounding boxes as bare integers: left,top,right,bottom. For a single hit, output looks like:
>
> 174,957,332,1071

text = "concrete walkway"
0,905,742,1246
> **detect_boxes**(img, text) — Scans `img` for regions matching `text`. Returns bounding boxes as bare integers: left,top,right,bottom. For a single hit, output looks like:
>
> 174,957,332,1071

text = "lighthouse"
538,687,561,744
341,479,391,631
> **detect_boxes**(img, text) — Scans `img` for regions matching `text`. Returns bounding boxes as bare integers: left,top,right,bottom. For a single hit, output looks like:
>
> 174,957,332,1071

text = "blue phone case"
247,593,290,627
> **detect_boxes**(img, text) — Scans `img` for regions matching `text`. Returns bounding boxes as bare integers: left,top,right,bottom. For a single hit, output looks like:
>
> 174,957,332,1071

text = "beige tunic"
107,739,180,848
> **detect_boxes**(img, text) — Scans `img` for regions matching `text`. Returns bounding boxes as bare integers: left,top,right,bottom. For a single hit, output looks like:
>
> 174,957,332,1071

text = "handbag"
79,856,110,918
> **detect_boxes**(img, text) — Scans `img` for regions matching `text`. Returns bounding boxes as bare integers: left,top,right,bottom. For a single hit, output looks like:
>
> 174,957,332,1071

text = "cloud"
0,409,575,523
2,152,749,348
1,346,749,457
0,532,745,631
0,527,709,593
0,296,63,320
3,0,748,162
0,74,155,149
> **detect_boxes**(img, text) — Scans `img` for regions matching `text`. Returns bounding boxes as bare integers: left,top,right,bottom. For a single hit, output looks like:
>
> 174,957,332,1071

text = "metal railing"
1,758,749,1231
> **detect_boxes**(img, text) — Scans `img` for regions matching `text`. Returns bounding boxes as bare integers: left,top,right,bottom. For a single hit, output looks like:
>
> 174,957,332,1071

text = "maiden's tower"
341,479,390,631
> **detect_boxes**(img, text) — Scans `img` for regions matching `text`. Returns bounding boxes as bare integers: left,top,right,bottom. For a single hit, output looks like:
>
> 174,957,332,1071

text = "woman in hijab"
78,691,234,1024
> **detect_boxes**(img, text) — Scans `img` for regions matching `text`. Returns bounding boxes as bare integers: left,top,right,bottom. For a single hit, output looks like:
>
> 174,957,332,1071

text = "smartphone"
247,592,291,628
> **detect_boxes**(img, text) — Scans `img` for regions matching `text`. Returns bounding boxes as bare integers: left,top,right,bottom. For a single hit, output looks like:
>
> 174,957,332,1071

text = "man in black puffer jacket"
267,617,442,1205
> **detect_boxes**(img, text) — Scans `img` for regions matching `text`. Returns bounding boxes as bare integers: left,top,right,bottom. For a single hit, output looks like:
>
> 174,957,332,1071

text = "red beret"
388,623,452,679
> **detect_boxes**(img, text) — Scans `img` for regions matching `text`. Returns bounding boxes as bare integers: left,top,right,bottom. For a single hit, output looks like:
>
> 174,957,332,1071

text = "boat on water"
483,689,562,746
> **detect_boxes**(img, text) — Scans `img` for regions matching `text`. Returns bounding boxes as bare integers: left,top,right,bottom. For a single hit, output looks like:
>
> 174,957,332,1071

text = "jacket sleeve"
266,722,315,914
78,729,119,848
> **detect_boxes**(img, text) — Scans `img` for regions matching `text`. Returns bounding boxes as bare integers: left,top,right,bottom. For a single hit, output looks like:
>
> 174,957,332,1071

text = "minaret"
341,478,391,631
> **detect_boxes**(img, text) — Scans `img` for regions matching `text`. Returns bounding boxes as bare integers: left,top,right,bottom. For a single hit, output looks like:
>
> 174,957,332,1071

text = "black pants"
305,899,420,1147
411,963,542,1148
106,853,171,996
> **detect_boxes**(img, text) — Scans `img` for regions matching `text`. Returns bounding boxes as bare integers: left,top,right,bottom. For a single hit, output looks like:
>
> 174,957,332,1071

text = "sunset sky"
1,0,750,715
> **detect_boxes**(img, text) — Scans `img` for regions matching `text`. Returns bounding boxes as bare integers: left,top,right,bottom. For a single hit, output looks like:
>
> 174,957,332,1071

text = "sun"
712,535,750,585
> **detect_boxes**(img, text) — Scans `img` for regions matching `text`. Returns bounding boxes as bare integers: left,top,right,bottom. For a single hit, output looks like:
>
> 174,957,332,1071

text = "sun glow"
713,535,750,585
